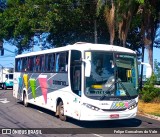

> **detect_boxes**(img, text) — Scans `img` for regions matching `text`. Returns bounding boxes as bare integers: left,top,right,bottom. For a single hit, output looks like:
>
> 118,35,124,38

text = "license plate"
110,114,119,118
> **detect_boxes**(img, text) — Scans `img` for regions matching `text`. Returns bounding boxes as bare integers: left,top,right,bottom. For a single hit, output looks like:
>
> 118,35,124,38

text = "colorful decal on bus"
110,99,136,109
18,77,23,98
18,77,23,87
38,75,48,104
23,74,28,90
29,79,36,99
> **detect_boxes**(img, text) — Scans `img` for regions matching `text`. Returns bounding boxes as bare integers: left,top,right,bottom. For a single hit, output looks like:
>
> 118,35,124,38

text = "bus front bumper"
79,106,137,121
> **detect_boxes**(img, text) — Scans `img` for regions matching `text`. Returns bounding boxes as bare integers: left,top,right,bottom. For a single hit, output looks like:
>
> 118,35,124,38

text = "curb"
138,112,160,121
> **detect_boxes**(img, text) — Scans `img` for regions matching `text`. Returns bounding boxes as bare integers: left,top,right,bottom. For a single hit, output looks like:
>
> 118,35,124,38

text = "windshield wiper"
99,80,131,100
117,80,131,98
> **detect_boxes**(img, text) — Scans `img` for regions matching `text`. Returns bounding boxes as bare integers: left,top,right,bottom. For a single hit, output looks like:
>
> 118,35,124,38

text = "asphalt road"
0,89,159,137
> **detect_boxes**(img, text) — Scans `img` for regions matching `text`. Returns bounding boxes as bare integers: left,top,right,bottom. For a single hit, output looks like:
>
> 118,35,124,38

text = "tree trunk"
143,16,155,69
104,2,115,45
118,1,139,47
140,45,145,91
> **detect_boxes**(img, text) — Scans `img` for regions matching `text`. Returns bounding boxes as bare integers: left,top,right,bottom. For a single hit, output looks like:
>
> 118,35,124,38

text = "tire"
1,84,4,89
4,84,7,90
23,92,28,107
58,101,66,121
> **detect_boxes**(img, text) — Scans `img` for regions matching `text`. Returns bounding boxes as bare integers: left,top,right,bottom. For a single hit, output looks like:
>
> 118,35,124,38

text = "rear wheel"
58,101,66,121
23,92,28,107
1,84,4,89
3,84,7,90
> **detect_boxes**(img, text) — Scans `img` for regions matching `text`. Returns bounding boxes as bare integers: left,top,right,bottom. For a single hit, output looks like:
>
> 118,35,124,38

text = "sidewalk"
138,111,160,121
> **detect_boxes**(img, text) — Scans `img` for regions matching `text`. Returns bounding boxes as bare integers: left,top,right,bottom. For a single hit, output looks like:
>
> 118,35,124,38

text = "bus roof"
15,42,136,58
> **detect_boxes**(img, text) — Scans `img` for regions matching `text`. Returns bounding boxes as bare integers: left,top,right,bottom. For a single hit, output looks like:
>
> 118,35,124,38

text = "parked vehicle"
0,68,13,89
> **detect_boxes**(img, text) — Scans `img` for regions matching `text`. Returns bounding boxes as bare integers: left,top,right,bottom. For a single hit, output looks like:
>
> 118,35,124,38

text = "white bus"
13,42,151,121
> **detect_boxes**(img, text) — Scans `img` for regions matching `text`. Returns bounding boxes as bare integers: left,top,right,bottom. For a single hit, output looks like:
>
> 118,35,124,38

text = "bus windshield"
85,52,138,100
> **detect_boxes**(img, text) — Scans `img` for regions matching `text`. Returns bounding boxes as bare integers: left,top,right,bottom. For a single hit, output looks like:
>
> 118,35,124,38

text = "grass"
138,100,160,117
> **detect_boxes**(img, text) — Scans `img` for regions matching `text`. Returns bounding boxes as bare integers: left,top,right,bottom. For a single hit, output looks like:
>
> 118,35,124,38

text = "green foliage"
0,0,159,55
141,74,160,103
154,59,160,80
136,0,144,4
145,74,157,86
0,0,110,52
141,86,160,103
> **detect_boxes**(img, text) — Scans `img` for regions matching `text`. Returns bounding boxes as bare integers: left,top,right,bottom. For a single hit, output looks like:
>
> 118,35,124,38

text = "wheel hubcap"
60,106,64,115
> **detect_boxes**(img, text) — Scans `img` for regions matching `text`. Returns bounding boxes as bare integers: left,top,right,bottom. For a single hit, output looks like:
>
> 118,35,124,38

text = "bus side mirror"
82,59,91,77
139,62,152,78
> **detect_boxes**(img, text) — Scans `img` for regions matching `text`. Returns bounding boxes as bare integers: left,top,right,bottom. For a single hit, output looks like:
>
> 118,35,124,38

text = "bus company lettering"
53,80,67,86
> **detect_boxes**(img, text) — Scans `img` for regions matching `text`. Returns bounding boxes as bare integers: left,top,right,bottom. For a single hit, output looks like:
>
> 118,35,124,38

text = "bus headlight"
83,103,100,111
128,103,138,110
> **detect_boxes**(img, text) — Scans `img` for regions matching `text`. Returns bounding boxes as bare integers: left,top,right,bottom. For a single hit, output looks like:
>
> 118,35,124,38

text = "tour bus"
13,42,152,121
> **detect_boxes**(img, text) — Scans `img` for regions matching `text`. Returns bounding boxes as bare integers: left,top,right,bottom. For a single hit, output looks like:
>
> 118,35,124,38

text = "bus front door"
70,66,82,120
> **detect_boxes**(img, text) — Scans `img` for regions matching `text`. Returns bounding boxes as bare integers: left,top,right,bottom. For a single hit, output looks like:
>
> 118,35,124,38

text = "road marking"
0,98,7,101
37,110,43,113
92,134,103,137
0,98,10,104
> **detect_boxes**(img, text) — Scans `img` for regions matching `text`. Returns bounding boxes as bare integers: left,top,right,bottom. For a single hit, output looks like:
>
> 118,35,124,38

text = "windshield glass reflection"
85,52,138,100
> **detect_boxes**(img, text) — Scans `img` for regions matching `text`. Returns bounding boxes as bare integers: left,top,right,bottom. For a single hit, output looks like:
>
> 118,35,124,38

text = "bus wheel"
1,84,4,89
23,92,28,107
58,101,66,121
4,84,7,90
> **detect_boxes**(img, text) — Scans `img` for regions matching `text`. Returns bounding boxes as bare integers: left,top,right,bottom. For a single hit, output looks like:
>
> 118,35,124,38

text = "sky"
0,42,160,70
0,42,41,68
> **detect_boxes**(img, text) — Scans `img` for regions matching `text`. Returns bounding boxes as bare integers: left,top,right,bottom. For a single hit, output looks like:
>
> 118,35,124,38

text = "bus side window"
33,56,36,72
28,57,34,72
22,57,28,72
16,59,22,72
56,52,68,72
51,54,55,72
40,55,45,72
19,59,22,72
48,54,52,72
35,56,40,72
45,54,48,72
55,53,59,72
27,58,31,71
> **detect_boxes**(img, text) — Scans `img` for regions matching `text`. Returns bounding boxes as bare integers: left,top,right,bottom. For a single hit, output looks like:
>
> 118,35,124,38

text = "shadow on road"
67,118,142,128
18,102,142,128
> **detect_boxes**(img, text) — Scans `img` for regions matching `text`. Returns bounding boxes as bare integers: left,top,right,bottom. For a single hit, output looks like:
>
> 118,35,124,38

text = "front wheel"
3,84,7,90
58,101,66,121
23,92,28,107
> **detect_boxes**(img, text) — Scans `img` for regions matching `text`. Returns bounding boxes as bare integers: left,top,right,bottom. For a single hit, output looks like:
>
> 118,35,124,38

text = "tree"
0,0,7,54
0,0,109,53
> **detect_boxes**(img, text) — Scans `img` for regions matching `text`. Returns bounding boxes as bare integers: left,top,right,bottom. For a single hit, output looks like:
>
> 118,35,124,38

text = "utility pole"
0,40,4,56
0,64,3,83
